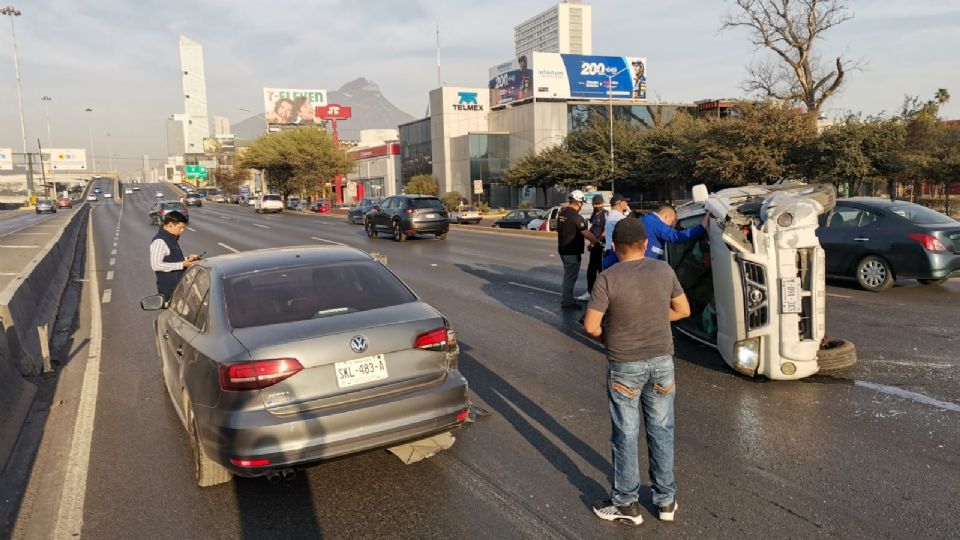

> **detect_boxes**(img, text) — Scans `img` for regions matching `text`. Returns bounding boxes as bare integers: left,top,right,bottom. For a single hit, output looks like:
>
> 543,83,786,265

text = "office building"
179,35,210,154
514,1,592,58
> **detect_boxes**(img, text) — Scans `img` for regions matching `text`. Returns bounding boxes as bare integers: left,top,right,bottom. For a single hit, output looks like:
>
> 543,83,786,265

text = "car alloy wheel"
366,220,377,238
393,222,407,242
856,255,893,292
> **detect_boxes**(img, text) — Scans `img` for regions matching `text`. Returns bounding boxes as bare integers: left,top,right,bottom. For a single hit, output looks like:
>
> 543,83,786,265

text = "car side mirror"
140,294,166,311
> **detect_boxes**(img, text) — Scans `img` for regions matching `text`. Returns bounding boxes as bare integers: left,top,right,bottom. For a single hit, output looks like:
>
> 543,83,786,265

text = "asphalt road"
16,182,960,539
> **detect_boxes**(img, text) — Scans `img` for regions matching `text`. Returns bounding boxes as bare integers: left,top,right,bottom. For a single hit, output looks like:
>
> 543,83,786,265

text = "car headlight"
733,338,760,374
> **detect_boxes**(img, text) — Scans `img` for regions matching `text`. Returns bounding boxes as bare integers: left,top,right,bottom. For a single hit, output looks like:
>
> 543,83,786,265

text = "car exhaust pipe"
281,469,296,482
266,471,282,485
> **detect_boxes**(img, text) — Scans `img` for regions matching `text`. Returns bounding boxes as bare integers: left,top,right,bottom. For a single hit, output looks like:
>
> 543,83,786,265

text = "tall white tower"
179,35,209,154
514,1,592,58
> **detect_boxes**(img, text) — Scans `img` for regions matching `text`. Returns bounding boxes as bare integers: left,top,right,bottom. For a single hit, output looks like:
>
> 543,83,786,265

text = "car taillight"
415,326,455,351
404,208,414,214
908,233,949,253
230,458,271,467
218,358,303,391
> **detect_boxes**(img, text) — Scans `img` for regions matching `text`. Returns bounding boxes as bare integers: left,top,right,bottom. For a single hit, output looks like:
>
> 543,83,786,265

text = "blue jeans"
607,355,676,507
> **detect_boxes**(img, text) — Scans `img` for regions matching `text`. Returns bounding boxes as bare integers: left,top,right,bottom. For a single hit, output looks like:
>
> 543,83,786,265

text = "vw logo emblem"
350,335,369,353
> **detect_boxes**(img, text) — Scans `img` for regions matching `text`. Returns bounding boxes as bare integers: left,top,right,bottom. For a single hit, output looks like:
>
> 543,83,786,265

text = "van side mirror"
140,294,166,311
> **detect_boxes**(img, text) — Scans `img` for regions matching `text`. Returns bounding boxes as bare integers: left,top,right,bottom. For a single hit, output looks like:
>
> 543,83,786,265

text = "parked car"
103,193,113,199
87,194,98,202
364,194,449,241
133,186,141,192
149,201,189,225
492,209,545,229
286,196,302,210
449,205,482,225
667,182,856,380
56,197,74,209
346,197,382,224
139,246,469,487
184,193,204,207
124,188,133,194
35,199,56,214
528,203,595,232
254,194,284,213
816,198,960,291
213,194,226,203
310,198,332,213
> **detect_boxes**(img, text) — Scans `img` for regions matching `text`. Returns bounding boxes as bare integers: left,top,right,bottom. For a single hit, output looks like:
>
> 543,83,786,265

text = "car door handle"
175,345,184,357
854,237,870,242
163,332,169,340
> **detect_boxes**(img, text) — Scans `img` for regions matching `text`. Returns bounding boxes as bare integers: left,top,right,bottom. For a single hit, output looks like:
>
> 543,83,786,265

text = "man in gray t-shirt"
583,216,692,526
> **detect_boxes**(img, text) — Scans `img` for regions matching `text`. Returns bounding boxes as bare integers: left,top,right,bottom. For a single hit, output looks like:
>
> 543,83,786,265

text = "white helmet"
568,190,586,202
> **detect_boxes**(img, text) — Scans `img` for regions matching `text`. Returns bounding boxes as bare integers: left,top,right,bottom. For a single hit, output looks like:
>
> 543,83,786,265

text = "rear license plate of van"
780,277,802,314
335,355,388,388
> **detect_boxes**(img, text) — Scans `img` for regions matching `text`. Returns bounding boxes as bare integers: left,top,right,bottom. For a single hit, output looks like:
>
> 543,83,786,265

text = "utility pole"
606,66,629,195
85,108,97,173
2,5,33,195
41,95,52,148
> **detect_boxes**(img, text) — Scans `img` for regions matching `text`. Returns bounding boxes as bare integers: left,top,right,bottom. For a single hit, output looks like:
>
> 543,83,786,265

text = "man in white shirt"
149,211,199,300
602,194,631,269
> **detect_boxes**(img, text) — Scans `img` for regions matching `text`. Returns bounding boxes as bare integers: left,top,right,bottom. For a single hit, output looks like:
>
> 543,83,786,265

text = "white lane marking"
0,272,18,276
11,232,46,235
253,223,270,229
106,271,114,280
508,281,561,296
109,258,115,266
112,242,117,247
313,220,332,224
220,216,231,220
218,242,240,253
533,305,555,316
54,211,103,538
101,289,112,303
186,227,196,232
110,249,117,255
827,293,852,299
856,380,960,413
869,359,952,369
310,236,343,246
430,263,438,267
0,244,38,248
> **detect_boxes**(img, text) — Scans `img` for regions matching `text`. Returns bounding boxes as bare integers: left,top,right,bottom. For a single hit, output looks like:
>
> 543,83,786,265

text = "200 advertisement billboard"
489,53,647,107
263,88,328,125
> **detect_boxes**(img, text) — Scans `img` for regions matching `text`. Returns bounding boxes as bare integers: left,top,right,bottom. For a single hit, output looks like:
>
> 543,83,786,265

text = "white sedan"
104,193,113,199
125,188,133,194
156,191,164,197
86,194,97,201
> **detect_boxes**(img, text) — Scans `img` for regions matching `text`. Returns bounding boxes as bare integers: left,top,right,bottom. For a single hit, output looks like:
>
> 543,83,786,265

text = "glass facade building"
567,103,697,132
468,133,513,208
398,118,432,184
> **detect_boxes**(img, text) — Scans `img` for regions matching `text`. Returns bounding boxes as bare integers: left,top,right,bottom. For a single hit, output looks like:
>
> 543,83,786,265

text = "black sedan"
139,246,469,486
817,198,960,291
148,201,189,225
347,197,382,224
491,209,545,229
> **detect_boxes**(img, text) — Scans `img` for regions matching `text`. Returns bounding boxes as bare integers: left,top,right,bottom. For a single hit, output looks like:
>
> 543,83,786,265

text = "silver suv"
667,183,856,380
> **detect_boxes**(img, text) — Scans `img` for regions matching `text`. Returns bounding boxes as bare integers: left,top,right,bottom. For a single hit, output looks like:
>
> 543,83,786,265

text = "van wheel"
393,222,407,242
817,337,857,373
188,412,233,487
918,278,948,285
365,221,377,238
856,255,894,291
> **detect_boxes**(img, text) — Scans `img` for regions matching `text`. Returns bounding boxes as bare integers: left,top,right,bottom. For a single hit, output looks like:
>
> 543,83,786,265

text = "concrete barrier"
0,204,89,467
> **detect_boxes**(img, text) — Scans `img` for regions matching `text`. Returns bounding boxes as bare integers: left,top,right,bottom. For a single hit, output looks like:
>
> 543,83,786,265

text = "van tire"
817,337,857,373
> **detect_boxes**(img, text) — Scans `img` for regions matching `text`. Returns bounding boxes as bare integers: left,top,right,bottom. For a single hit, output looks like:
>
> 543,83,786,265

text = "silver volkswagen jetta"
142,246,470,486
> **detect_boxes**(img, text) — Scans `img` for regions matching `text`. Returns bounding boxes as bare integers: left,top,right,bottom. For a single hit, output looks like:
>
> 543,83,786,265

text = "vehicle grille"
739,259,769,330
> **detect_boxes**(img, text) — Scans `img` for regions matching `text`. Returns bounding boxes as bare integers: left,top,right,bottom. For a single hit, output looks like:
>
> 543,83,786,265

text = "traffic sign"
473,180,484,194
185,165,208,179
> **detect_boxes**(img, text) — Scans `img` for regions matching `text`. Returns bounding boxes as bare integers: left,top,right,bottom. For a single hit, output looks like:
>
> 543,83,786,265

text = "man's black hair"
613,216,647,251
162,210,188,225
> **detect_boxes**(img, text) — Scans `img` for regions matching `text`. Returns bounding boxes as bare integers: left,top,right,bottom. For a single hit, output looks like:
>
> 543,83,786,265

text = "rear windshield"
263,195,282,201
162,203,186,211
888,204,954,225
410,198,445,210
459,206,477,211
224,260,417,328
186,193,202,198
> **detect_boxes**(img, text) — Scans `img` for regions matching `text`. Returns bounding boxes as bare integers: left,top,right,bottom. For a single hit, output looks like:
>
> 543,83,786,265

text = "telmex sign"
489,52,648,107
452,91,484,112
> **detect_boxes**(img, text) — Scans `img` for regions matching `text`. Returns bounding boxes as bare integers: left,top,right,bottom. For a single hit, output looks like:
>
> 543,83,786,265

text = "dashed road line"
187,226,196,232
253,223,270,229
218,242,240,253
827,293,853,299
0,244,38,248
508,281,561,296
109,258,115,266
311,236,343,245
106,271,114,280
110,249,117,255
533,305,555,316
856,380,960,413
101,289,112,303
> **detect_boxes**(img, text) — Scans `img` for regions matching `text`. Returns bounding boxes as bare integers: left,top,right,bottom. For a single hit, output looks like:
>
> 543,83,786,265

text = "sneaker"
575,292,591,301
592,499,643,526
657,501,678,522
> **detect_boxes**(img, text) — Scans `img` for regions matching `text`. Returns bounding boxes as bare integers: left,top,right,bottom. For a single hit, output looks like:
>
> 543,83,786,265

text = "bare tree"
723,0,861,119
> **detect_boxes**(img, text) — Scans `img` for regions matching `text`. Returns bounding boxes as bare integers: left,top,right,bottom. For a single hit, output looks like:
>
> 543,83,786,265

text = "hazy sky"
1,0,958,173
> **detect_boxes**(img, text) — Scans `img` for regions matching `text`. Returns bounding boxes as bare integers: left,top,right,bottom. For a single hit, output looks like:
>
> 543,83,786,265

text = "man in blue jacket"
641,205,709,260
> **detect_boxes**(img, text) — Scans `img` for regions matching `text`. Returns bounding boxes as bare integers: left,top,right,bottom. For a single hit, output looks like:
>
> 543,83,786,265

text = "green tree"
238,127,352,197
723,0,860,122
634,113,705,201
406,175,439,195
212,166,246,196
441,191,466,209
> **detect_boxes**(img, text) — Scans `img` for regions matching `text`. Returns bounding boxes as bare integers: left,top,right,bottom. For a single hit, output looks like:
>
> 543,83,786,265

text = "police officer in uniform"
557,190,600,309
149,211,199,301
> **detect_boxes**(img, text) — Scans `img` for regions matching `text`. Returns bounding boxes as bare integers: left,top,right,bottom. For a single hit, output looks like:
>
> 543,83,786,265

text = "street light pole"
41,95,52,148
106,132,113,172
85,108,97,174
606,66,630,195
2,5,32,194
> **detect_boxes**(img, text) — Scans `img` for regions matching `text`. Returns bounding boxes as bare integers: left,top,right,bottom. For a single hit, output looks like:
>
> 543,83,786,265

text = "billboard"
263,88,327,125
489,52,648,107
0,147,11,171
48,148,88,170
